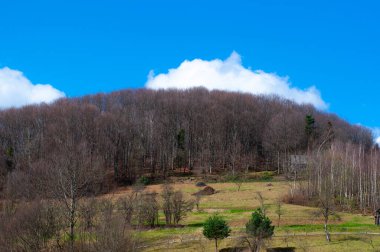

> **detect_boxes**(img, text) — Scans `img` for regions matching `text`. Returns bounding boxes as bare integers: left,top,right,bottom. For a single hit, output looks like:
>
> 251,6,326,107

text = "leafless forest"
0,87,378,251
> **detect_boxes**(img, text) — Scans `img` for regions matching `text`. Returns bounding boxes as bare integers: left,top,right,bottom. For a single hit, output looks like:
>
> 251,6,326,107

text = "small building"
375,209,380,225
290,155,307,171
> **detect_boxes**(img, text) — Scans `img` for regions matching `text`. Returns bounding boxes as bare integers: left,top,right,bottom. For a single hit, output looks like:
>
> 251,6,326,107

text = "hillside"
0,88,373,193
0,88,379,251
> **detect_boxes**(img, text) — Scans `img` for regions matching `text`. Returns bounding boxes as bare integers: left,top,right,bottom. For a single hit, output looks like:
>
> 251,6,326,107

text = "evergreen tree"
245,208,274,252
305,114,316,149
203,215,231,252
305,114,316,138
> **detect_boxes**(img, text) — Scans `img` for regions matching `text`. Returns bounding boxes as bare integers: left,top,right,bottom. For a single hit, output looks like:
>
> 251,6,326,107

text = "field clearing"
108,179,380,251
142,233,380,252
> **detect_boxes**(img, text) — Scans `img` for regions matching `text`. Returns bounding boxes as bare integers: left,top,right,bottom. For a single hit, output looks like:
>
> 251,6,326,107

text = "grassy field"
108,177,380,251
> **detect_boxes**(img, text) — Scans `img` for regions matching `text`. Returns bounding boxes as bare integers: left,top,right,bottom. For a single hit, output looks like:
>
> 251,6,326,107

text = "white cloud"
146,52,328,110
0,67,65,108
371,128,380,145
376,137,380,145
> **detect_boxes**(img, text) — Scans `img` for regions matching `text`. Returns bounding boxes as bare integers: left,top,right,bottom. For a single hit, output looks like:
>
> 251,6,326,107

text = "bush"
161,184,194,225
92,199,139,252
245,208,274,252
138,176,151,185
246,208,274,238
282,190,308,205
135,192,159,227
222,174,242,182
245,171,275,182
0,200,62,252
196,181,207,187
259,171,274,181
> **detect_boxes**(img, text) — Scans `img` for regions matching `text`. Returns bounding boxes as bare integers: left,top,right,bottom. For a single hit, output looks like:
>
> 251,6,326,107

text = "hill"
0,87,373,193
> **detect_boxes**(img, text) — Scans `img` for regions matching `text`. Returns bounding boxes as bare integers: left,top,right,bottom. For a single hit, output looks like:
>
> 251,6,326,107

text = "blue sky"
1,0,380,135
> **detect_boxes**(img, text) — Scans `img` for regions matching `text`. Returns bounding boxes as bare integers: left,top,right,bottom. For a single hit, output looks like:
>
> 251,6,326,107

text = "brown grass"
95,178,379,251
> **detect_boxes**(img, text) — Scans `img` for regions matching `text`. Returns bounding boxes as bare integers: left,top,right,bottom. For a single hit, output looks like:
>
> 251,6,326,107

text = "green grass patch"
277,222,380,233
138,226,199,241
187,222,204,228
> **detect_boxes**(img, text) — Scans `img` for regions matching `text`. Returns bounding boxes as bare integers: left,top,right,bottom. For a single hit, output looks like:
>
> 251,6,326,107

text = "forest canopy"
0,87,373,196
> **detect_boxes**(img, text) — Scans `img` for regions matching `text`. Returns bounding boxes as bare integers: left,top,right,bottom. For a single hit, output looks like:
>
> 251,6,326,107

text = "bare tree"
233,173,245,191
314,200,339,242
194,194,202,211
79,197,98,230
92,198,140,252
0,200,62,252
47,141,102,251
172,191,194,225
117,194,135,232
161,184,194,225
275,198,284,227
135,192,159,228
256,192,266,215
314,176,340,242
161,183,175,225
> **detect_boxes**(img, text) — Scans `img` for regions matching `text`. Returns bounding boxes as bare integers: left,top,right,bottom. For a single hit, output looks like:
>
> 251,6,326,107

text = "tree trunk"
324,220,330,242
255,240,261,252
69,196,76,252
215,238,218,252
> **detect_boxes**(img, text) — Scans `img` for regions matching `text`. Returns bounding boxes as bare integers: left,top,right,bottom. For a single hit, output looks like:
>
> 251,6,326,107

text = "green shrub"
138,176,151,185
260,171,274,181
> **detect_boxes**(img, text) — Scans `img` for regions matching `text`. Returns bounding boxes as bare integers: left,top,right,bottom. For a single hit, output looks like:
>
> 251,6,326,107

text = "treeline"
0,197,138,251
0,87,373,193
0,179,273,252
0,183,194,251
299,141,380,213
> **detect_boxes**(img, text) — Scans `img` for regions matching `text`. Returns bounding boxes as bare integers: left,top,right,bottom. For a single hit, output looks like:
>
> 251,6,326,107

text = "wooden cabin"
375,209,380,225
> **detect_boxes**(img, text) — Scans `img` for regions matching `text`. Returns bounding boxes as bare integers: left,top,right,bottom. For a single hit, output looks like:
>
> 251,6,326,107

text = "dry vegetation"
0,89,379,251
2,172,380,251
96,176,380,251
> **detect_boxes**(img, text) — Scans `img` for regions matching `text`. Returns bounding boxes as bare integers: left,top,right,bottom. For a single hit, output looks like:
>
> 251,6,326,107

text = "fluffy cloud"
146,52,328,110
376,137,380,145
371,128,380,145
0,67,65,108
